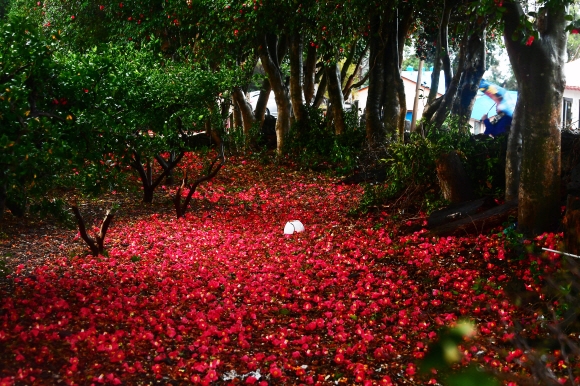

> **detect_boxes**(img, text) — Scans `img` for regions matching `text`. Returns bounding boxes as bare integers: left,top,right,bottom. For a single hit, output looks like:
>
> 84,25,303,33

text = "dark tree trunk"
436,150,475,203
233,104,242,129
382,31,401,138
430,32,466,130
505,100,524,201
131,151,184,203
340,42,358,90
232,87,256,136
155,152,179,185
204,113,223,148
429,200,518,236
451,22,487,130
254,78,271,124
174,153,224,219
342,43,369,101
304,44,318,106
564,195,580,255
289,33,307,125
71,205,114,256
312,69,327,109
382,9,413,140
258,34,291,155
427,1,454,104
365,14,387,145
326,62,346,135
395,78,407,140
503,1,567,236
420,96,443,133
396,5,415,139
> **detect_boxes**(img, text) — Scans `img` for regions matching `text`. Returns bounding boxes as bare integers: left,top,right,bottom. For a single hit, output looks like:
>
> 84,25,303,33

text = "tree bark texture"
365,14,387,145
429,200,518,237
505,100,523,201
383,12,413,140
312,69,327,109
232,87,256,137
174,155,223,219
342,43,370,101
254,78,271,125
427,1,453,104
289,33,307,125
503,1,567,236
564,194,580,255
131,151,184,203
383,30,401,138
430,32,466,131
304,44,318,106
436,150,475,203
233,104,242,129
326,62,346,135
258,34,291,155
71,205,114,256
451,22,487,130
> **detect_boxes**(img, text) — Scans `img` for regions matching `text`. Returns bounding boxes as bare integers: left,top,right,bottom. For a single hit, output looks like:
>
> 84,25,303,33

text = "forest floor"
0,154,575,385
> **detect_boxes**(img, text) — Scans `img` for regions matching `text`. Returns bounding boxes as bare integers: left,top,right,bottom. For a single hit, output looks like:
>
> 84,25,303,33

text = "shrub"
285,107,365,175
358,115,508,213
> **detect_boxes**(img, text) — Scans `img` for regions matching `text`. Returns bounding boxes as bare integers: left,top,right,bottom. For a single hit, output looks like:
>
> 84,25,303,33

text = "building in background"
563,59,580,130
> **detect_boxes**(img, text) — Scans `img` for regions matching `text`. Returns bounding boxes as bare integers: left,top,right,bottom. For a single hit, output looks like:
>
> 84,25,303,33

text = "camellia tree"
54,43,235,203
498,0,570,236
0,16,86,217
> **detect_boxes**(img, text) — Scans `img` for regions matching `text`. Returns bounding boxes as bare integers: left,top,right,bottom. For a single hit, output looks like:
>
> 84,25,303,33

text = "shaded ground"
0,154,575,385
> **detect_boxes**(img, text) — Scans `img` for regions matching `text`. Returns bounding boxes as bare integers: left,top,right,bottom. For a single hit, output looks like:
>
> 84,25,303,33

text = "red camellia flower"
0,155,570,384
525,36,534,46
572,29,579,34
70,15,75,20
99,5,104,10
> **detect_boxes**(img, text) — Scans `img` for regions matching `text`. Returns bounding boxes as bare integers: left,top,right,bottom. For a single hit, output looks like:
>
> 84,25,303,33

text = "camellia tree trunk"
430,32,465,130
289,33,307,126
502,1,568,236
232,87,256,137
254,78,272,125
451,21,486,131
303,44,318,106
258,34,291,155
365,14,387,145
326,62,346,135
383,22,403,138
427,0,455,104
505,101,524,201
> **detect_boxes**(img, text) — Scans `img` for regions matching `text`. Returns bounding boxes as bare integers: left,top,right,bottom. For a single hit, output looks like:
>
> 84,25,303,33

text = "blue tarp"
471,90,518,120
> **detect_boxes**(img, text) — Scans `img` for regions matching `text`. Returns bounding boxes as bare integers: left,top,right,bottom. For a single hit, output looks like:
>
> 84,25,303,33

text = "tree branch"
71,205,98,256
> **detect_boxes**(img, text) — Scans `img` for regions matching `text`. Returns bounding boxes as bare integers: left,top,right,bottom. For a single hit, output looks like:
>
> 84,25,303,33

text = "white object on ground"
284,220,305,234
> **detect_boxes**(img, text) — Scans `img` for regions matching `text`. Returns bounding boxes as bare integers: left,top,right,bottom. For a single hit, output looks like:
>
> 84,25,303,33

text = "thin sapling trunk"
71,205,114,256
174,148,225,219
131,151,184,203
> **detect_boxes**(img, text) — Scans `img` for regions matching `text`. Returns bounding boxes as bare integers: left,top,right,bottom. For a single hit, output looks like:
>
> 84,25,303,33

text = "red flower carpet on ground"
0,156,571,385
